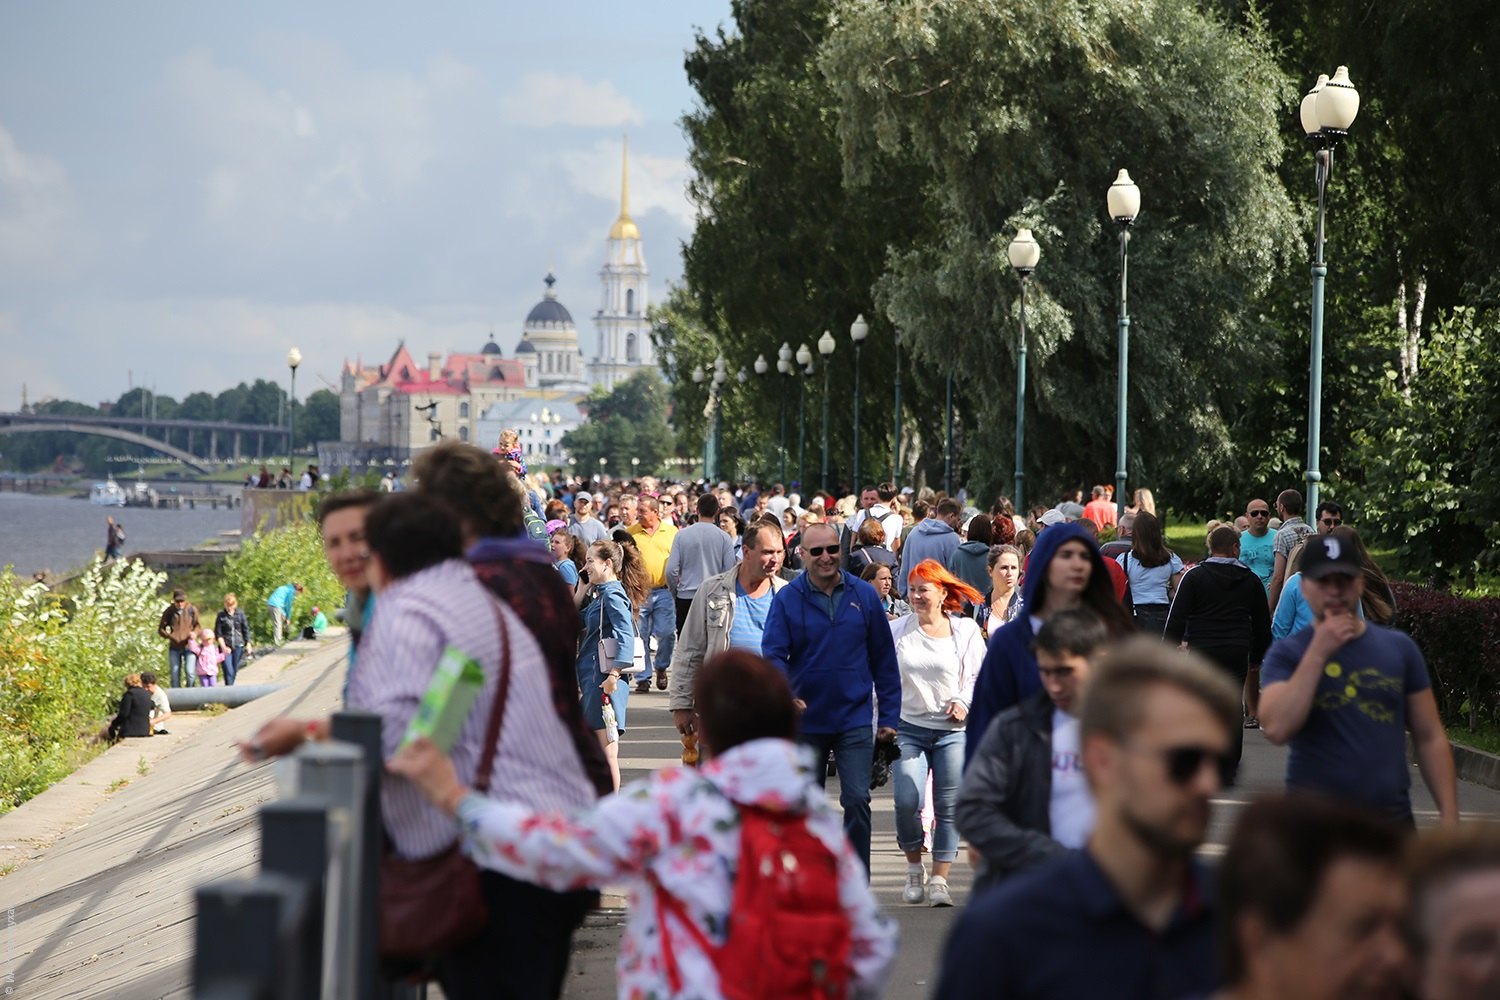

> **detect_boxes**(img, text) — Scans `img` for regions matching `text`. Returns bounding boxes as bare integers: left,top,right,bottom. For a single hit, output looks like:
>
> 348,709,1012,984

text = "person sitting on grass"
98,673,153,742
142,671,172,735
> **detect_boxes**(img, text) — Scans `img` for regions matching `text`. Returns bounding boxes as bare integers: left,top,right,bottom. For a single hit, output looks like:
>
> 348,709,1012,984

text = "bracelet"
304,719,322,742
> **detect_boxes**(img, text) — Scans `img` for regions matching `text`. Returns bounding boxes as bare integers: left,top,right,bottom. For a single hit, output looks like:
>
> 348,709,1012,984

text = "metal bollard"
295,740,366,998
194,873,310,999
330,711,389,1000
260,797,331,1000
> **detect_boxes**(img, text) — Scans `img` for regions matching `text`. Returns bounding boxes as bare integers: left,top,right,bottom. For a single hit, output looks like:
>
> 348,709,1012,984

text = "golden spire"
608,135,640,241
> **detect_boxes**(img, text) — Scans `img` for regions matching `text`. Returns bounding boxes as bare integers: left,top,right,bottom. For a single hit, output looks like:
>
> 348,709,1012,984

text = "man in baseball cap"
568,490,608,546
1259,529,1457,827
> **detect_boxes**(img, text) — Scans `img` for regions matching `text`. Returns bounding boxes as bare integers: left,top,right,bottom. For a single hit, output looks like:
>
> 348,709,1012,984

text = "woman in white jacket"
390,649,896,1000
890,559,985,908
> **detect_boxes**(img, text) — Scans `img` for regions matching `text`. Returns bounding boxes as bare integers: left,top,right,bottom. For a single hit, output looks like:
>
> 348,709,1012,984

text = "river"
0,491,243,577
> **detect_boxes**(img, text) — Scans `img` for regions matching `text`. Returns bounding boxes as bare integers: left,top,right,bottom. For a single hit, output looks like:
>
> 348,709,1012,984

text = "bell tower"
588,136,652,391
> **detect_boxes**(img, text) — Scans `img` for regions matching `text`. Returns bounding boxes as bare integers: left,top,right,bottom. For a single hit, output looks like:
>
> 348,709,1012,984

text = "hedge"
1391,582,1500,731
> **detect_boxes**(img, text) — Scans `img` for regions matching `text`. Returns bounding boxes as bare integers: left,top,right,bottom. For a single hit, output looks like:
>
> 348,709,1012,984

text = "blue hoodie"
964,522,1112,767
761,569,902,735
897,517,960,595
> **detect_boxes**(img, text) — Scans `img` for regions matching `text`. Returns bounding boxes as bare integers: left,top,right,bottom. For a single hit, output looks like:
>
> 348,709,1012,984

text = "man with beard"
937,639,1239,1000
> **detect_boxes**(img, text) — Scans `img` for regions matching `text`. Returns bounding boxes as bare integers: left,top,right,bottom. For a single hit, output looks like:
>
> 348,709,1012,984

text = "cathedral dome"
481,335,502,355
525,273,574,327
515,338,537,354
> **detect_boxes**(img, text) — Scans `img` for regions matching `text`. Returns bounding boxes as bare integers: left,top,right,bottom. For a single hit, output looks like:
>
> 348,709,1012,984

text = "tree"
561,370,676,476
297,390,340,449
819,0,1301,505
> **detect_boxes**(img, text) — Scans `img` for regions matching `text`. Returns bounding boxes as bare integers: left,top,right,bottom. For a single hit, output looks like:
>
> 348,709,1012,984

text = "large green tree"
819,0,1301,507
561,370,676,477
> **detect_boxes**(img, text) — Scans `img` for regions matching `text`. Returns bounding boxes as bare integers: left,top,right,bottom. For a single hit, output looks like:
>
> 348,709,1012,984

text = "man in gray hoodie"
897,498,963,596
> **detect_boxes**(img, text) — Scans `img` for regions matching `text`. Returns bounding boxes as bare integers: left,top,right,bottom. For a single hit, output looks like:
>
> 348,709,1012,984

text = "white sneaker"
902,868,927,904
927,878,953,908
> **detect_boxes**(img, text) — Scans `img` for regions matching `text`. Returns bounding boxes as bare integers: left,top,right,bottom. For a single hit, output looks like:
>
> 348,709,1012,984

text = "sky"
0,1,733,408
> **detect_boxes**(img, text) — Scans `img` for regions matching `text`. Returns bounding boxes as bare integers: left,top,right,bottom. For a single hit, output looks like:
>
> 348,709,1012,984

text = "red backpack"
656,805,854,999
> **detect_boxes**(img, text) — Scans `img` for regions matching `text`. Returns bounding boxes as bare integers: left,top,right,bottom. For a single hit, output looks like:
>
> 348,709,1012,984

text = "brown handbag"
379,599,512,962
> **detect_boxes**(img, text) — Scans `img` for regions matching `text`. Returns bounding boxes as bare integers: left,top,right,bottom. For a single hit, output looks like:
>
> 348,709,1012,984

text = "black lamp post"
1106,169,1141,520
1007,229,1039,511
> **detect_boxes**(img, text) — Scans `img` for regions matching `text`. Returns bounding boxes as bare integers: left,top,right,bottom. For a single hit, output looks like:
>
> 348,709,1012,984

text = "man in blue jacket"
762,522,901,872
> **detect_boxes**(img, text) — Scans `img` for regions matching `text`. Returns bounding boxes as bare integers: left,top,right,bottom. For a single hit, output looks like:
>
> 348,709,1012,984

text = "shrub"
1390,581,1500,732
220,519,343,644
0,556,169,811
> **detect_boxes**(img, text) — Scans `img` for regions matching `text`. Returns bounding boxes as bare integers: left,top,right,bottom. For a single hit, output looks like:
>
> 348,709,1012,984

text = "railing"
194,711,424,999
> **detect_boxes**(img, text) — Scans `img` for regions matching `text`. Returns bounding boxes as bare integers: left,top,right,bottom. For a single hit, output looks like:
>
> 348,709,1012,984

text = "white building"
587,139,653,392
475,397,584,468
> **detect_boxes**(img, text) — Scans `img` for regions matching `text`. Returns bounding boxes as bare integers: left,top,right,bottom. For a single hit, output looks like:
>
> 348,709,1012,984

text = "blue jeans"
169,647,198,688
637,588,675,677
800,726,875,873
223,645,245,686
893,721,966,863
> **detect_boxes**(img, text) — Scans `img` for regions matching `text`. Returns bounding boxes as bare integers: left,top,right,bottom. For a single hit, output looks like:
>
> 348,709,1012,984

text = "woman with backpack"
389,650,896,1000
889,559,986,908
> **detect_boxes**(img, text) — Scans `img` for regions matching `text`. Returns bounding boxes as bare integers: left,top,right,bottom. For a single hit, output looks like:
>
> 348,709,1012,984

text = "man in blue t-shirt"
1259,534,1457,826
1238,497,1276,592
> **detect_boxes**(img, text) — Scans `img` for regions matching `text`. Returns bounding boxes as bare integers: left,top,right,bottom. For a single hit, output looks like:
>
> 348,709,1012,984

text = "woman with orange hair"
889,559,987,907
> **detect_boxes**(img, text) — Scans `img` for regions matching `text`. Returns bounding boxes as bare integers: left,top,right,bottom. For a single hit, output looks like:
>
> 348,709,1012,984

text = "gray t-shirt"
569,516,609,547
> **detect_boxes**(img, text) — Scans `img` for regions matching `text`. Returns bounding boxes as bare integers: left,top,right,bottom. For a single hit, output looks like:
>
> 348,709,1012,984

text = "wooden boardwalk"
0,636,350,1000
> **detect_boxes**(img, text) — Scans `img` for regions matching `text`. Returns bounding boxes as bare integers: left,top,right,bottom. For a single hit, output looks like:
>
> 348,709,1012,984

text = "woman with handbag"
578,539,649,791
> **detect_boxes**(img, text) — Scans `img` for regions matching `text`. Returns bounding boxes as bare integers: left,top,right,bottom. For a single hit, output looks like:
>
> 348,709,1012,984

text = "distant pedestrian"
665,493,736,635
265,581,303,645
860,562,909,619
104,516,122,561
577,539,649,792
157,588,200,688
897,497,963,597
974,544,1023,637
214,593,252,686
1082,485,1117,530
946,514,993,600
1268,488,1316,612
1164,525,1272,769
626,496,678,692
567,491,609,546
1116,511,1184,636
190,627,224,687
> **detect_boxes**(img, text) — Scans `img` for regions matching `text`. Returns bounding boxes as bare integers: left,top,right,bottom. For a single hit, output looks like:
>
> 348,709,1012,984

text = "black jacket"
215,608,251,649
954,691,1065,891
108,686,154,739
1164,558,1273,662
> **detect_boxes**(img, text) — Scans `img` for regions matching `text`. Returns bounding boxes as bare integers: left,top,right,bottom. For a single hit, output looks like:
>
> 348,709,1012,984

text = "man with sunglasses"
1259,534,1458,828
1314,499,1345,534
937,639,1239,1000
762,521,901,874
955,608,1107,893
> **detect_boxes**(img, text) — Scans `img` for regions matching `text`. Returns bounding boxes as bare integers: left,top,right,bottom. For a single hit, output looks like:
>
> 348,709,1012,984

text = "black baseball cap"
1299,535,1362,580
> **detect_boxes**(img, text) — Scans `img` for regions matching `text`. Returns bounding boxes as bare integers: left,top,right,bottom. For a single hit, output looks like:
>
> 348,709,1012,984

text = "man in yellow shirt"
627,495,679,693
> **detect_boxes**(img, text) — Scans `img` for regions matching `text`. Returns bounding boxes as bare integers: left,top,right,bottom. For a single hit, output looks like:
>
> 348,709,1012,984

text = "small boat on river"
89,479,127,506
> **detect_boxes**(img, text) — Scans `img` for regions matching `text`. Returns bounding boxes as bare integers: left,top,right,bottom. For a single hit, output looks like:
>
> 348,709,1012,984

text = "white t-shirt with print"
1049,708,1095,849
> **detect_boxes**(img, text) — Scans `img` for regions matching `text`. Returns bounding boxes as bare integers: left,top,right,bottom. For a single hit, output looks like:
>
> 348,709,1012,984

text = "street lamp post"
944,371,954,496
1007,229,1040,511
777,344,792,484
795,343,812,489
711,357,727,482
892,329,902,487
850,314,868,490
1300,66,1360,511
754,353,770,481
1107,169,1141,520
817,331,836,492
286,347,302,462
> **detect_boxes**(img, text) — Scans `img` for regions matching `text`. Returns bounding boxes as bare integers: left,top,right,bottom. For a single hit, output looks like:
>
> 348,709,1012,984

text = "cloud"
0,122,89,285
499,73,644,127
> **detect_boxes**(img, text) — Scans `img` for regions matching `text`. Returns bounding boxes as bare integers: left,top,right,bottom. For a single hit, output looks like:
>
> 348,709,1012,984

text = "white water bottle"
602,695,619,744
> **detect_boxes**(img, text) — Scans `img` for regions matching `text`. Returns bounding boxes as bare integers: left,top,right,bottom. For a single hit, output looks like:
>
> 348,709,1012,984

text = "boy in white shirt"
141,671,172,735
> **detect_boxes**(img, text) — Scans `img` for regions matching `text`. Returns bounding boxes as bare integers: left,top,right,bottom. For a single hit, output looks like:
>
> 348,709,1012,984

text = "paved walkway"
3,635,1498,999
0,634,350,1000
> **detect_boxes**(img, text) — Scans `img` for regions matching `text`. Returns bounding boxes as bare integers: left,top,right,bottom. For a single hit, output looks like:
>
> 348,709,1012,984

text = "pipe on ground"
167,683,288,710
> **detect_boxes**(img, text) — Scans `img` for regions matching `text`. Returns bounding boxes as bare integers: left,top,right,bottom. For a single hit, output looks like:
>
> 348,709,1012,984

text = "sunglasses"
1153,745,1235,787
1320,518,1343,527
1248,510,1270,517
803,545,838,557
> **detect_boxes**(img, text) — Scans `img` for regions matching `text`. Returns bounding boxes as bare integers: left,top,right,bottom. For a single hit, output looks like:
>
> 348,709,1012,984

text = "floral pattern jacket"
454,737,897,999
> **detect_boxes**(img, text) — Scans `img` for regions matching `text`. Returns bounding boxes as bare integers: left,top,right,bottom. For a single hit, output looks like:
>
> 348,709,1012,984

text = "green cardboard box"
402,646,486,753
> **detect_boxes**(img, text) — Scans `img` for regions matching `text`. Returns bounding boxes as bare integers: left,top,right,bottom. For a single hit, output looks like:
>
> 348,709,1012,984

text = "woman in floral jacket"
391,650,897,1000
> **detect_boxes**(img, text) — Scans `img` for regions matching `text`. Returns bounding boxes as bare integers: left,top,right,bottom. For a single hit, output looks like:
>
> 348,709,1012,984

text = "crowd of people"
95,436,1492,999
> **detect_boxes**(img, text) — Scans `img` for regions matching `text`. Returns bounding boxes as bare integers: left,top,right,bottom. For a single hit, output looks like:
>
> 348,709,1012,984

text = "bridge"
0,411,292,472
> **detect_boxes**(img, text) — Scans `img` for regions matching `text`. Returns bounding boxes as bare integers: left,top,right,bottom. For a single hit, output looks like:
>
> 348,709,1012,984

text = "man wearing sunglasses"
1314,499,1345,534
1259,534,1458,828
937,639,1239,1000
762,522,901,875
